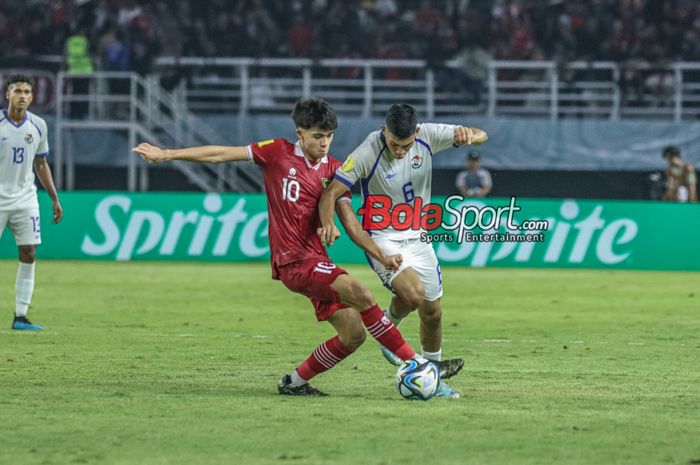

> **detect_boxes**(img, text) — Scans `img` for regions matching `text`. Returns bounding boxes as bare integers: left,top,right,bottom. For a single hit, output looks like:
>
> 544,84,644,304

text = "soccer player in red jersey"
133,98,462,396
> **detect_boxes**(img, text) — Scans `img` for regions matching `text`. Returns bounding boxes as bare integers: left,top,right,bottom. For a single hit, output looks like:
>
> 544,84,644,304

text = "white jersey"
0,110,48,210
335,123,456,240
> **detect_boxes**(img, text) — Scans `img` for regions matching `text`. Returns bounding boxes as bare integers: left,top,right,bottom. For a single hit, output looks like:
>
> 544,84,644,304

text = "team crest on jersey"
289,168,297,177
342,157,355,172
321,177,330,189
25,133,34,144
411,154,423,169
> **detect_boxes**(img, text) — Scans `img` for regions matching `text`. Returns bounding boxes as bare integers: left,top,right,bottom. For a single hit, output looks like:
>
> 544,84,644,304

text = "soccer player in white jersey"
1,74,63,330
318,103,487,398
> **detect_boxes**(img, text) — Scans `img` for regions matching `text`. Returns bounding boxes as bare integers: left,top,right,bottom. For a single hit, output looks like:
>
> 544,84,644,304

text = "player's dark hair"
291,97,337,131
5,74,34,90
385,104,417,139
662,145,680,159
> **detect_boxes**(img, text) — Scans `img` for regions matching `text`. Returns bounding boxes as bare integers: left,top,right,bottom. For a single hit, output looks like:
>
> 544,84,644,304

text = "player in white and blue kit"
1,75,63,330
319,104,487,398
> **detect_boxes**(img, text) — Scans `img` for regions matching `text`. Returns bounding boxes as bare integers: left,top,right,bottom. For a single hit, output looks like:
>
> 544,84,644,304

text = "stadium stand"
3,0,700,63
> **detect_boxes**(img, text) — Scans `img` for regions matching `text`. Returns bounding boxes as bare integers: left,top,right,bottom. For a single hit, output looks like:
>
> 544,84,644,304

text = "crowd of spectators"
1,0,700,71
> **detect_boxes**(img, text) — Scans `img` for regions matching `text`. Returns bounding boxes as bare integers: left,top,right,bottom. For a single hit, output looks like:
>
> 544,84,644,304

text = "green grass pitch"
1,260,698,465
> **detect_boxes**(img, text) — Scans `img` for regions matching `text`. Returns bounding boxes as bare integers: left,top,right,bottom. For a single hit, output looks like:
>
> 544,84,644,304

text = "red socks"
296,336,353,381
295,305,415,382
360,304,416,361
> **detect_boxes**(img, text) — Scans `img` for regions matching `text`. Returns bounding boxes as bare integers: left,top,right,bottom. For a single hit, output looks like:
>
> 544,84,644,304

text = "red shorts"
276,257,349,321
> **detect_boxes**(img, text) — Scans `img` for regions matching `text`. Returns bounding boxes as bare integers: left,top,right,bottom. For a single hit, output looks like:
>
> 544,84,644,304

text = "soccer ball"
396,359,440,401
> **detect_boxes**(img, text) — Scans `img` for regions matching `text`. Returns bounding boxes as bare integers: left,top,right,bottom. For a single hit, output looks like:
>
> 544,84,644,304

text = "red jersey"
246,139,350,278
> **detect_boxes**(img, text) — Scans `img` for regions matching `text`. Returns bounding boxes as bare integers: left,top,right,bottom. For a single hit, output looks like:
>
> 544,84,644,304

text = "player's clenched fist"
132,143,169,163
379,254,403,271
454,126,488,146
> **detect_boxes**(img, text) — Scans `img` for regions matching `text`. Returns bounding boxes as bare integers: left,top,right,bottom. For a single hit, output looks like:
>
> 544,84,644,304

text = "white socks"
15,262,35,318
289,369,307,387
422,349,442,362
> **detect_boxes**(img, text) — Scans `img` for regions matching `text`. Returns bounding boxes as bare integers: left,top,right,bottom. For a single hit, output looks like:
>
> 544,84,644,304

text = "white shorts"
0,208,42,246
366,237,443,301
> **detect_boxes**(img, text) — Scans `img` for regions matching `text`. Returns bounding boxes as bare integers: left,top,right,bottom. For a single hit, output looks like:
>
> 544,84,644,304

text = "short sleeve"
36,118,49,157
419,123,456,154
246,138,282,167
333,133,381,188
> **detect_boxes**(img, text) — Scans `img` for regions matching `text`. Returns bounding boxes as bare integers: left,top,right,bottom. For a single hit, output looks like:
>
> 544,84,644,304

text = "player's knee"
419,304,442,326
18,247,36,263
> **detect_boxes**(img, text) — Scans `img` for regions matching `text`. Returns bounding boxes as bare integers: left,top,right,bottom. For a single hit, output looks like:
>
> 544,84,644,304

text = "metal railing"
48,58,700,193
154,57,700,121
55,71,264,192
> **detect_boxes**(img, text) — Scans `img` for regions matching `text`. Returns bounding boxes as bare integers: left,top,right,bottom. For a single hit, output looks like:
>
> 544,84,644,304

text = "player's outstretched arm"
454,126,488,146
132,143,249,164
336,201,402,271
318,179,350,246
33,157,63,224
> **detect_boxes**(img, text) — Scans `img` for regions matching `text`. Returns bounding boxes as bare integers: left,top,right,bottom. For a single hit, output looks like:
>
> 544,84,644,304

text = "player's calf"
359,304,416,361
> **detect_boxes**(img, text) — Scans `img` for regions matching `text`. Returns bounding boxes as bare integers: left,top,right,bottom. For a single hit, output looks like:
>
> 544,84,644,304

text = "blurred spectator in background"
101,27,132,72
662,146,697,202
100,26,132,118
452,35,491,105
64,25,94,118
286,14,314,57
4,0,700,67
455,151,492,198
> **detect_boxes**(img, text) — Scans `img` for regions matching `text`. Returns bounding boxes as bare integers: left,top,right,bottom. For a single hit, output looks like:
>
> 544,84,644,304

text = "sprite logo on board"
81,194,269,260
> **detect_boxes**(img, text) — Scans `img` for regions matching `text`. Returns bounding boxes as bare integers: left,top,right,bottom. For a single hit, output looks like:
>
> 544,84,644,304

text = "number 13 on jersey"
12,147,25,164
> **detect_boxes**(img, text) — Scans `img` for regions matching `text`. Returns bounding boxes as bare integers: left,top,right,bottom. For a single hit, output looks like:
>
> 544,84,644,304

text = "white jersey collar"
1,109,28,128
295,141,328,169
